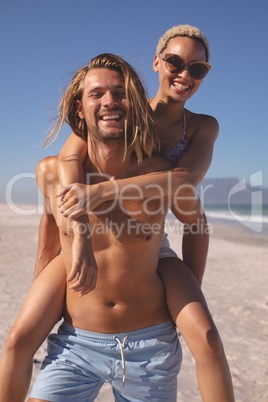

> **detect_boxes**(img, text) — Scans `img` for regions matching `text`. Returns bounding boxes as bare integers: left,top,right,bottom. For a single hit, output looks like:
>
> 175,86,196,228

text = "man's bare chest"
51,194,167,244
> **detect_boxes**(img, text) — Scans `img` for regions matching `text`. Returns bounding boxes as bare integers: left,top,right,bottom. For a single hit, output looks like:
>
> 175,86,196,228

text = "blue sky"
1,0,267,204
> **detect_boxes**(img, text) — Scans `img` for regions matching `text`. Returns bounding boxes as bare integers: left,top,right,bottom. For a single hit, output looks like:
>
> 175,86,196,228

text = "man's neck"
87,139,134,179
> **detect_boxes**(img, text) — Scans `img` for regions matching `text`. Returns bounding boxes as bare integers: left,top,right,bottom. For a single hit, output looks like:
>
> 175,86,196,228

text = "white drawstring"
114,335,129,387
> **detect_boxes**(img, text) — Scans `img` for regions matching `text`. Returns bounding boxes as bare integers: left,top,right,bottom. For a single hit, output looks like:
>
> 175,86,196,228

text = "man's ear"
76,100,85,119
153,55,160,72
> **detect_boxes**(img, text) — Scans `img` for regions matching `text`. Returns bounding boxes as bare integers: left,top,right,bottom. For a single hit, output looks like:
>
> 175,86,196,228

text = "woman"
56,24,218,290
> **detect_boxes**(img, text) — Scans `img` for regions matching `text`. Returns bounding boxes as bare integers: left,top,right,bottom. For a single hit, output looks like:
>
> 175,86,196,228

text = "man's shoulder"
35,155,59,193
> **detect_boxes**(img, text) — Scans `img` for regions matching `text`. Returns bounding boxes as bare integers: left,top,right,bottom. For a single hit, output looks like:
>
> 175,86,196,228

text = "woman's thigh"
157,257,216,344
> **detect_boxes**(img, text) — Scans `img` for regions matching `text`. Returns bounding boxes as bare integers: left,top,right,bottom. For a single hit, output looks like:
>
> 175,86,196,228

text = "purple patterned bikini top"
164,110,189,163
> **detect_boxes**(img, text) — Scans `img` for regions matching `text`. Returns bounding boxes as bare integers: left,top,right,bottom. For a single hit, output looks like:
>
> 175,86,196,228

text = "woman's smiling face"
153,36,207,103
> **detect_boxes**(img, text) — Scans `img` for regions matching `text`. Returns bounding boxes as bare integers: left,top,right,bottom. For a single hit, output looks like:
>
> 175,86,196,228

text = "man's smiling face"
76,68,128,142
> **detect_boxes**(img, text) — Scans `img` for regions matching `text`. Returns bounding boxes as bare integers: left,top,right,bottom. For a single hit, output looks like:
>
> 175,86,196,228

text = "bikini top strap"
182,110,186,138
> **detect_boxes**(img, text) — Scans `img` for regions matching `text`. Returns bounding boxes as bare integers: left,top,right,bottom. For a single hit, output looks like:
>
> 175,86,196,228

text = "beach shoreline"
0,203,268,401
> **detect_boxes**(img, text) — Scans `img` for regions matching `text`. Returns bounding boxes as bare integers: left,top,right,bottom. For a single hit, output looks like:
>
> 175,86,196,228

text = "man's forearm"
34,212,61,279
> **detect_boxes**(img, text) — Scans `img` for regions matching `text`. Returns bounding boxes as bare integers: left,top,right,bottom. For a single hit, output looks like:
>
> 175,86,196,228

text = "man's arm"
34,207,61,279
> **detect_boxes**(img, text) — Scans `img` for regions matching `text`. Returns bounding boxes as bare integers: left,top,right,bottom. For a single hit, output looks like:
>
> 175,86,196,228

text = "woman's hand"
57,183,102,219
67,222,98,297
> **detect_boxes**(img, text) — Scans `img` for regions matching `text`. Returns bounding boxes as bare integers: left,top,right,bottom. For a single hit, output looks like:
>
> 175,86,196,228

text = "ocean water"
166,204,268,236
205,204,268,235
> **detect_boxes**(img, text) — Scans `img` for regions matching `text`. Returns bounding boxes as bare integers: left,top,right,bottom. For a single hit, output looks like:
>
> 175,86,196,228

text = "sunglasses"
159,53,211,79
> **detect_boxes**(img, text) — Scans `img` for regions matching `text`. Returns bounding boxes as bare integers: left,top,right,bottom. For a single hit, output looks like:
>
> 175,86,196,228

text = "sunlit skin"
148,36,217,165
57,38,216,221
55,39,218,289
37,69,174,334
0,63,234,402
153,36,207,105
77,69,128,143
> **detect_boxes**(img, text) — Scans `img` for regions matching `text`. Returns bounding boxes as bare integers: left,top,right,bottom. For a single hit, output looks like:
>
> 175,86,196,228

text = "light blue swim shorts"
30,321,182,402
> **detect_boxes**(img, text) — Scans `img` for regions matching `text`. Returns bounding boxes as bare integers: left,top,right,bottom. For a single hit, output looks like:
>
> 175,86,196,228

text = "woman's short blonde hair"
156,24,210,62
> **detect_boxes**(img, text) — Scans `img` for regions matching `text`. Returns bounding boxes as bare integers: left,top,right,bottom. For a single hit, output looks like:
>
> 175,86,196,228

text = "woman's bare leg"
0,255,66,402
29,399,48,402
158,257,235,402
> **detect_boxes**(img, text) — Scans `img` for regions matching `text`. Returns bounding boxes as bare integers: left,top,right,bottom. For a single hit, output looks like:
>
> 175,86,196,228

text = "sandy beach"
0,203,268,401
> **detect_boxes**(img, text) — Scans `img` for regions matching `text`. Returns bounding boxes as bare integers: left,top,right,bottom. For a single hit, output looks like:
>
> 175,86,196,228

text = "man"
30,53,182,401
0,54,234,402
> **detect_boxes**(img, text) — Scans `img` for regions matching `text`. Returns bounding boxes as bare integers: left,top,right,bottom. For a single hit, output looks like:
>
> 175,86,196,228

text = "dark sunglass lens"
189,63,208,79
166,55,184,73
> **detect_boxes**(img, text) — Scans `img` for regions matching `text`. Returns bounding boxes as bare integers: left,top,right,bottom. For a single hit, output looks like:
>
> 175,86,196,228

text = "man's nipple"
106,301,116,307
